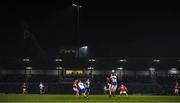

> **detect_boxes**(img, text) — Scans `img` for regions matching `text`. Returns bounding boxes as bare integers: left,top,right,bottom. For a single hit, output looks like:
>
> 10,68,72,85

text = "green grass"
0,94,180,102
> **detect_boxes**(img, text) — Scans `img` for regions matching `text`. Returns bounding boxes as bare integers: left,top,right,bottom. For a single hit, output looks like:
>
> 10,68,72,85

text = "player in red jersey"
106,75,112,97
106,76,112,84
118,83,128,97
174,82,180,95
21,82,28,94
73,79,79,97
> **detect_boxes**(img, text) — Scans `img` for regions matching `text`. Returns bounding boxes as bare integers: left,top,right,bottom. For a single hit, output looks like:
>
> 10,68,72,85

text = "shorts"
23,88,26,92
104,90,110,94
86,88,90,93
73,87,79,92
174,89,179,93
112,82,117,86
108,83,112,88
120,91,127,94
111,82,117,90
80,88,86,94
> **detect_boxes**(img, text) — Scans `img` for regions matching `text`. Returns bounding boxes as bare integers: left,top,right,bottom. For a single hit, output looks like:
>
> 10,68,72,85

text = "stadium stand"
0,57,179,95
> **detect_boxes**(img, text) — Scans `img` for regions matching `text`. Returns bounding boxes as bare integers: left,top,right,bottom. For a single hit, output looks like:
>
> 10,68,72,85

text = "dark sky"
1,0,180,57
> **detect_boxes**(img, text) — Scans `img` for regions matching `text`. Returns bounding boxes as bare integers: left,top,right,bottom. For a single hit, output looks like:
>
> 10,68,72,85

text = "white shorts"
23,88,26,92
120,91,127,94
73,88,79,92
174,89,179,93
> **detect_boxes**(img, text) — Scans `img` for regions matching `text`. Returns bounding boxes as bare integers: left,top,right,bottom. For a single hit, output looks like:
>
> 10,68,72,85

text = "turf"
0,94,180,102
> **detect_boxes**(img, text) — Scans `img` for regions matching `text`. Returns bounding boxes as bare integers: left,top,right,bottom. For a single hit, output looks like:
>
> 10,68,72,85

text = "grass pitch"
0,94,180,102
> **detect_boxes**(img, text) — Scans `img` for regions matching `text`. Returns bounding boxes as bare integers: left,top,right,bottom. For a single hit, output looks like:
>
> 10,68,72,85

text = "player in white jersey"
78,80,88,98
110,74,117,96
39,82,44,94
85,79,90,97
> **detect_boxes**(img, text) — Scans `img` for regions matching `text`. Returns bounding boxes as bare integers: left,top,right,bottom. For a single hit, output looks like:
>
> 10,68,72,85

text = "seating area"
0,74,26,83
27,75,58,83
0,74,179,84
123,75,152,83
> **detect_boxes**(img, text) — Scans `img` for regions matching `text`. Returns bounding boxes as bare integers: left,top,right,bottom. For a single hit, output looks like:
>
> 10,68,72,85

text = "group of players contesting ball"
73,79,90,98
73,73,128,98
20,73,180,98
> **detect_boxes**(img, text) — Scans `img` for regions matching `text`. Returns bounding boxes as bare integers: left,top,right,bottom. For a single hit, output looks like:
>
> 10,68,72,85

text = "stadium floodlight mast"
72,3,82,8
56,67,63,70
55,59,63,62
22,58,30,62
169,68,179,74
149,67,155,71
72,3,82,58
81,46,88,49
87,67,94,70
89,59,96,62
119,59,127,62
117,67,123,70
56,67,62,78
153,59,160,63
25,66,32,71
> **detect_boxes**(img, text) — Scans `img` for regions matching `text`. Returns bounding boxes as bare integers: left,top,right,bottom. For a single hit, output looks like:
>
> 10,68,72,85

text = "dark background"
0,0,180,57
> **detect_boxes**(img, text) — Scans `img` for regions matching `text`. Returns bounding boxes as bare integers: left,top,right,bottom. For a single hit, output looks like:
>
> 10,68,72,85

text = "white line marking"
0,102,180,103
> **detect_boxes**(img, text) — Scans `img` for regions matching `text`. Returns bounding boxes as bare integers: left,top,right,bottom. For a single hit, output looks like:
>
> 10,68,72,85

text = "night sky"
1,0,180,57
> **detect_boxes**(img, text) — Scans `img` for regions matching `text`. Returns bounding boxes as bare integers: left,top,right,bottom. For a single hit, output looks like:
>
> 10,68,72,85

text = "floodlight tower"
72,3,82,58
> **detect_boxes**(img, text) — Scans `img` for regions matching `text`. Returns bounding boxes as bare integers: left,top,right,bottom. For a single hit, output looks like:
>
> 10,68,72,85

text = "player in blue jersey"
84,79,90,97
110,74,118,96
104,81,112,95
78,80,88,98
